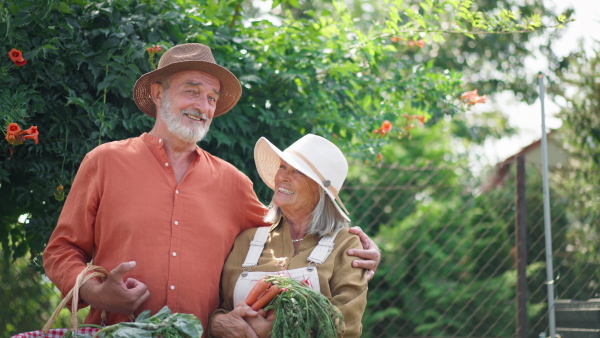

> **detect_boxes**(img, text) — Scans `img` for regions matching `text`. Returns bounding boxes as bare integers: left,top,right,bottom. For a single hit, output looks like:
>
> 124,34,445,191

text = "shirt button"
165,162,169,167
176,190,179,194
174,221,179,225
172,252,177,256
170,285,175,290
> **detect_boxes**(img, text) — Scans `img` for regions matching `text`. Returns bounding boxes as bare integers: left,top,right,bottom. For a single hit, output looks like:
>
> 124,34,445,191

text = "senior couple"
43,43,374,337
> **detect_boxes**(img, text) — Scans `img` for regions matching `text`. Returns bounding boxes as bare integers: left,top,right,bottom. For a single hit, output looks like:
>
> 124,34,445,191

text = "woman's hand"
210,302,260,338
347,226,381,280
246,309,274,338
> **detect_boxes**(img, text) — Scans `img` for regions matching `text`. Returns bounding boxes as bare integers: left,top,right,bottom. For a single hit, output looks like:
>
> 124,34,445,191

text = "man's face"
157,71,221,144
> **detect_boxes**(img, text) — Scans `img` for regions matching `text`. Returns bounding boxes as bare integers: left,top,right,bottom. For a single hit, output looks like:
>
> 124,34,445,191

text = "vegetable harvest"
63,306,203,338
246,275,343,338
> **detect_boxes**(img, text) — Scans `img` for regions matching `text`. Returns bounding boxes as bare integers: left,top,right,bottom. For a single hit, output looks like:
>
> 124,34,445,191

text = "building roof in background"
483,130,568,191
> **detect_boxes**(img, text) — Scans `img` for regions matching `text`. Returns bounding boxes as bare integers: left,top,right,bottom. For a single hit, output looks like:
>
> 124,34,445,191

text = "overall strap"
242,227,270,268
307,228,343,265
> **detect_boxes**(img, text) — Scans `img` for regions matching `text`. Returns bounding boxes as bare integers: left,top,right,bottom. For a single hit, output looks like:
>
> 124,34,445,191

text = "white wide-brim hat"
254,134,350,221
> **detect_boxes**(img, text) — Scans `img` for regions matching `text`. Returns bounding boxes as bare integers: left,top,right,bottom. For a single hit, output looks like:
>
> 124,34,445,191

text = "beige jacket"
217,220,368,337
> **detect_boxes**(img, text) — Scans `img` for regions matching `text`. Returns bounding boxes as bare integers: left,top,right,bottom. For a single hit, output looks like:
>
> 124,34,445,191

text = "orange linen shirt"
43,133,268,330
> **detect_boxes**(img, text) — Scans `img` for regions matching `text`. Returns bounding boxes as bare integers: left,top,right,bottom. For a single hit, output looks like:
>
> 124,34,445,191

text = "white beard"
159,94,211,144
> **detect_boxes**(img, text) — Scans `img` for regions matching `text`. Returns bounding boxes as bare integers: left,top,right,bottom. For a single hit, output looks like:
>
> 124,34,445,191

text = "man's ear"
150,83,163,109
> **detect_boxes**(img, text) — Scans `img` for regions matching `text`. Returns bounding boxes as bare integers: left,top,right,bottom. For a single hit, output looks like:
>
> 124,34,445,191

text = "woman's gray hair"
263,187,350,237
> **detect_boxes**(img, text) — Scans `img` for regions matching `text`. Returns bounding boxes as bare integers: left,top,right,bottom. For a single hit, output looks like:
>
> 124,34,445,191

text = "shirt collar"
140,132,203,156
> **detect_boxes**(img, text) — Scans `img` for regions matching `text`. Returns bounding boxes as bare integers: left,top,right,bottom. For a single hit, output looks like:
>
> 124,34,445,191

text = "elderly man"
42,43,380,332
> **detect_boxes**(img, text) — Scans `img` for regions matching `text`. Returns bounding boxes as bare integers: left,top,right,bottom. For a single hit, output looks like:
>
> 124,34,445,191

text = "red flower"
416,39,425,48
14,58,27,66
8,49,23,62
8,48,27,66
7,123,21,135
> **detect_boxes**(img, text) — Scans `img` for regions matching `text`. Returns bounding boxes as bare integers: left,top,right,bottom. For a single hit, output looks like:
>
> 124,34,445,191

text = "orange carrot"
245,276,271,306
251,285,280,310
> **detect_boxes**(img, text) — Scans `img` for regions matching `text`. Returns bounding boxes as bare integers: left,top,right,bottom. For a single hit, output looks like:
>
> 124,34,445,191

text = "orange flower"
460,90,487,105
390,36,403,43
22,125,39,144
460,89,478,101
8,48,27,66
7,123,21,135
23,133,38,144
5,133,23,146
374,120,393,135
21,125,38,136
471,94,487,104
381,120,392,133
6,124,39,145
402,114,426,125
417,39,425,48
146,45,162,53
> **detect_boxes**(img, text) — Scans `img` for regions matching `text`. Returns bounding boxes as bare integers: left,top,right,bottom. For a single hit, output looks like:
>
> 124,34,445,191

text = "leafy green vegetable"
264,275,343,338
62,306,203,338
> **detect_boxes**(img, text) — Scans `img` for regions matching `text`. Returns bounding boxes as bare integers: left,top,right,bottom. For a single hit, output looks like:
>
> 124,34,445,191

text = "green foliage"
545,44,600,307
73,306,203,338
0,0,193,264
0,0,572,336
548,45,600,236
350,122,574,337
0,254,58,336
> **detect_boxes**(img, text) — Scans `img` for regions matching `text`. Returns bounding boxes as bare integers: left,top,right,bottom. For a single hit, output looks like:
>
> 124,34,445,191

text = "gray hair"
158,75,173,91
263,187,350,237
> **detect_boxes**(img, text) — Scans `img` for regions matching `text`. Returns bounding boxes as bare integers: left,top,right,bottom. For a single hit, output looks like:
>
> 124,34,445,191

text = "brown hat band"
287,150,350,215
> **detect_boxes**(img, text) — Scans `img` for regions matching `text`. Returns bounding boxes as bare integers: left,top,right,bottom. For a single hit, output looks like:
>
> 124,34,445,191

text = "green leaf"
58,2,71,14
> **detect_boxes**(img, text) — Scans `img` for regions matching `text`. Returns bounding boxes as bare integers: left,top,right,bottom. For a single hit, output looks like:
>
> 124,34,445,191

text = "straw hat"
133,43,242,118
254,134,351,221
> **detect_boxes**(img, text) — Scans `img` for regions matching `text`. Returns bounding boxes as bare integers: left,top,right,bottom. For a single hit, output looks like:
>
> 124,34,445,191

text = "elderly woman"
209,134,368,338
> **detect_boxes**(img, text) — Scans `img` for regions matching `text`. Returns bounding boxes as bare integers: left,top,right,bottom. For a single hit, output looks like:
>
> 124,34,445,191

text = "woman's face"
273,160,320,217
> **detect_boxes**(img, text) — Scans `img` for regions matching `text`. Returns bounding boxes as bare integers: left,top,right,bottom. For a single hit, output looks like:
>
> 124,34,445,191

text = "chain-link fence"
2,159,599,337
344,159,599,338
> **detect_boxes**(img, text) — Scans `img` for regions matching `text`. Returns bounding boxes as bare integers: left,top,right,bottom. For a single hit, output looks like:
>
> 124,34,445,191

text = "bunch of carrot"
245,275,283,311
245,275,343,338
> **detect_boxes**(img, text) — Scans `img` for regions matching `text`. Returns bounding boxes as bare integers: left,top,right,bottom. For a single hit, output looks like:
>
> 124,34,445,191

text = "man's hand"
79,261,150,315
347,226,381,280
210,303,260,338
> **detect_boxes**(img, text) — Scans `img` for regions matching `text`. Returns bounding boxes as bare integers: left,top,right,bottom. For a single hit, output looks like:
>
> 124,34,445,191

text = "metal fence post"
516,155,528,338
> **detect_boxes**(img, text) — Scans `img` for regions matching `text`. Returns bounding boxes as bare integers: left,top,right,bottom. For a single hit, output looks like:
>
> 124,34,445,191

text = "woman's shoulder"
333,227,362,248
237,226,260,241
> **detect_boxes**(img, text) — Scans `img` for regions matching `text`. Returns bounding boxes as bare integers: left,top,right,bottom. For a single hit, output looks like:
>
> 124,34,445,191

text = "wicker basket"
12,265,110,338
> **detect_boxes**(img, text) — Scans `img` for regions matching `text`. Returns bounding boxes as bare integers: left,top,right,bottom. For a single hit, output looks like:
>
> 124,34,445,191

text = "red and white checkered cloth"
12,327,100,338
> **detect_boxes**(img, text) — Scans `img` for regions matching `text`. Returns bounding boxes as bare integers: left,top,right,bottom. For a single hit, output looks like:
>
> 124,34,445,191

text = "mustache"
181,110,209,121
